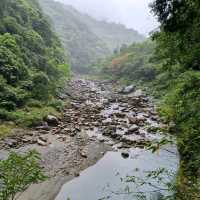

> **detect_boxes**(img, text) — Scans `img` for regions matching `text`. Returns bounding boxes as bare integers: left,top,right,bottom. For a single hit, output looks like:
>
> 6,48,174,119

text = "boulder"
37,139,47,146
4,139,17,148
115,112,126,118
36,123,50,131
80,150,87,158
46,115,59,126
127,125,139,134
120,85,136,94
74,172,80,177
121,151,129,159
128,117,137,124
102,126,116,136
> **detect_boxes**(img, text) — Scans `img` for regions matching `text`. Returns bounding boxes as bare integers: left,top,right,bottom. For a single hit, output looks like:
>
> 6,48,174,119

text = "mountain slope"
83,16,145,52
39,0,145,72
39,0,110,73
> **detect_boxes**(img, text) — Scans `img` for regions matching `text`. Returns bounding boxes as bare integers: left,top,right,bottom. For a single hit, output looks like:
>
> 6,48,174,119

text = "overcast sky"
55,0,159,36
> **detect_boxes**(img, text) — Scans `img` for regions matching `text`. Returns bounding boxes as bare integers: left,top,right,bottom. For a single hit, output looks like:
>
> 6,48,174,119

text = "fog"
55,0,159,36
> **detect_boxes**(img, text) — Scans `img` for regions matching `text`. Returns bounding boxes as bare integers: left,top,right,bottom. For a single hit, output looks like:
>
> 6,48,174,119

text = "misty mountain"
81,15,145,52
39,0,145,72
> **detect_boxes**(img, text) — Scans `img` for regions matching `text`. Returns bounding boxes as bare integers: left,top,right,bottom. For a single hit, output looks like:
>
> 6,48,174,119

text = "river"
55,146,178,200
55,79,179,200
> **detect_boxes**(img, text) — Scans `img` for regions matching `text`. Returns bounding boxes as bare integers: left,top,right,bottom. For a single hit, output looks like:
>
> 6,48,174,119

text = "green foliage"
8,106,59,127
151,0,200,71
0,150,46,200
0,0,70,124
0,124,15,139
23,30,45,53
31,72,50,101
149,0,200,198
101,40,156,84
158,71,200,174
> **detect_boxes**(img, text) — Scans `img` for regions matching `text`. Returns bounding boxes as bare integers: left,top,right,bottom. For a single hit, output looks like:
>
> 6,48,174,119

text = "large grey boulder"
120,85,136,94
46,115,59,126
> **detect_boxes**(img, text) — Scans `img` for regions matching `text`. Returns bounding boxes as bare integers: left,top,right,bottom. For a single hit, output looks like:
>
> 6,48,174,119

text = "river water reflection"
55,146,179,200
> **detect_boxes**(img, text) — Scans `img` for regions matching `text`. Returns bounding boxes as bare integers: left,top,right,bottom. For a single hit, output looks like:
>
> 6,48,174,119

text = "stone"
98,137,105,143
115,112,126,118
46,115,59,126
39,136,47,142
133,89,143,97
4,139,17,147
121,151,129,159
61,128,71,134
69,132,76,137
74,172,80,177
80,150,87,158
147,126,159,133
120,85,136,94
37,139,47,146
128,117,137,124
102,126,117,136
21,137,32,143
127,125,139,134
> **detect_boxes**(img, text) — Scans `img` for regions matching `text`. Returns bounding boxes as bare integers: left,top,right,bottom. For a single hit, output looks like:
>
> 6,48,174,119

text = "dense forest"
38,0,144,72
0,0,70,128
152,1,200,198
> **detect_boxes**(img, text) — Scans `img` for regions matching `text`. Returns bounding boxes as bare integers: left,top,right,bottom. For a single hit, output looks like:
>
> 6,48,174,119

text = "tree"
0,0,69,117
151,0,200,198
151,0,200,71
0,34,28,85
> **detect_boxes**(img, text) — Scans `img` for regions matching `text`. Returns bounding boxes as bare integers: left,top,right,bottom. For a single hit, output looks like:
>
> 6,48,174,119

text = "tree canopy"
0,0,70,116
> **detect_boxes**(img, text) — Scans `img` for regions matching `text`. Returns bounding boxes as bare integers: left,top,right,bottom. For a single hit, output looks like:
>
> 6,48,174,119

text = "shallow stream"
55,145,179,200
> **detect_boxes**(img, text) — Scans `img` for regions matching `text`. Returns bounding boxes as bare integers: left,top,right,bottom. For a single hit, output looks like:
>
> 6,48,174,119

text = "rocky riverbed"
0,78,171,200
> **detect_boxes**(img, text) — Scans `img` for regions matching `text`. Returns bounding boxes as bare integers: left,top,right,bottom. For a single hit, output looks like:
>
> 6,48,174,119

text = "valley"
0,0,199,199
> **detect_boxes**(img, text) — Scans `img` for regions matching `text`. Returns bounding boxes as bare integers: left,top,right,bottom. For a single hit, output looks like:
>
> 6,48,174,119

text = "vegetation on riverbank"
0,150,46,200
100,0,200,198
151,0,200,198
0,0,70,129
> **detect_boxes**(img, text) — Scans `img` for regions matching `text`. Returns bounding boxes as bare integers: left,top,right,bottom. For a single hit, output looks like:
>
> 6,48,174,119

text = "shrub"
0,151,46,200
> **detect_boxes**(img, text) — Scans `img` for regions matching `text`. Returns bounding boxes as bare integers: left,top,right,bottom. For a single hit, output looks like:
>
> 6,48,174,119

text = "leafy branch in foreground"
147,137,175,154
103,167,175,200
0,150,46,200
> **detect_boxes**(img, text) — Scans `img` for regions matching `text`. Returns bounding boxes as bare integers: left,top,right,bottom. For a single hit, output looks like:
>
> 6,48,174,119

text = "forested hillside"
101,41,156,84
0,0,69,128
39,0,144,72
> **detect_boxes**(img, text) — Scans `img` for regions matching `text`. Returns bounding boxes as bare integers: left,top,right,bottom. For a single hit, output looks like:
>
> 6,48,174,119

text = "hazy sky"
56,0,159,36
